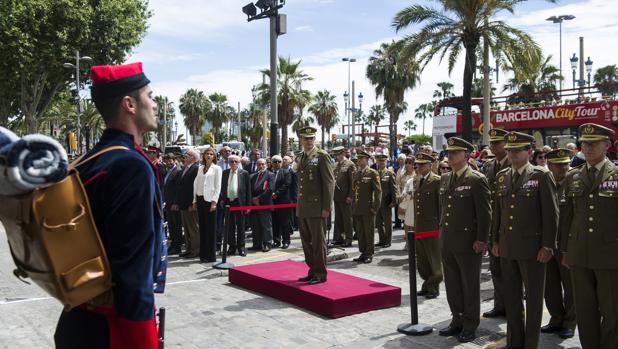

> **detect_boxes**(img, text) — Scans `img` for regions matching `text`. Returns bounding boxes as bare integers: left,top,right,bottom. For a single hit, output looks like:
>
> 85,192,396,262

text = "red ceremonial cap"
90,62,150,102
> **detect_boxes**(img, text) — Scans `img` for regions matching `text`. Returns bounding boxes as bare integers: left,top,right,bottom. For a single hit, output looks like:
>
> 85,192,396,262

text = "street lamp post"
63,50,93,154
546,15,575,96
343,91,349,146
174,121,178,142
242,0,286,156
342,58,356,148
570,53,579,89
585,56,593,96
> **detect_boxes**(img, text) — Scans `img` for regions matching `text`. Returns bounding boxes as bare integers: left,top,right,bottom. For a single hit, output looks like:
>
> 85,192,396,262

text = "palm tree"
366,40,420,158
291,115,315,134
364,104,387,143
404,119,417,136
414,103,433,135
502,54,561,104
154,95,175,146
206,92,233,142
258,57,313,155
594,65,618,97
241,104,265,149
179,88,210,145
309,90,338,149
393,0,547,141
433,81,455,100
79,100,105,151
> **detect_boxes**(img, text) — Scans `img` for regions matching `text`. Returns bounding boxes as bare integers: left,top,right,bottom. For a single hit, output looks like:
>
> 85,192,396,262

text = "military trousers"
355,214,375,257
298,217,327,280
488,252,506,312
334,201,353,243
570,266,618,349
375,206,393,245
501,258,546,349
544,254,576,330
442,249,481,331
416,237,443,294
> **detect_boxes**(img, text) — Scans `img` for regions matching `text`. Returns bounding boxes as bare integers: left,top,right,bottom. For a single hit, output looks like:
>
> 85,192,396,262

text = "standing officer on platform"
413,153,443,300
562,123,618,349
296,126,335,285
492,131,558,349
481,128,510,318
375,154,397,247
352,150,382,263
439,137,491,343
331,146,355,247
542,148,576,339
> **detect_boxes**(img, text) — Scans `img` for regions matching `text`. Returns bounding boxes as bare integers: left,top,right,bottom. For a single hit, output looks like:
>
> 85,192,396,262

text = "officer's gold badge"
583,125,594,134
490,129,496,137
498,176,505,183
448,138,455,146
507,133,517,142
558,149,567,158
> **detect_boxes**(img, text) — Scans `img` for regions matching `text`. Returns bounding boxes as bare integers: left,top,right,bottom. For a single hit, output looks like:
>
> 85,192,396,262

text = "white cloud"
294,25,314,32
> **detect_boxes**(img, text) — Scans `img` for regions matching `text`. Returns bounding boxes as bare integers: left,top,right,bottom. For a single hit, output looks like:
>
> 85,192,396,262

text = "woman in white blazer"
193,147,222,262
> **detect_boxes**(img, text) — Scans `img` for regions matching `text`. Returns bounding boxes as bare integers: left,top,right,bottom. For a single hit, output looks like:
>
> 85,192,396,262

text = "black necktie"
512,170,520,185
589,167,597,181
419,176,425,189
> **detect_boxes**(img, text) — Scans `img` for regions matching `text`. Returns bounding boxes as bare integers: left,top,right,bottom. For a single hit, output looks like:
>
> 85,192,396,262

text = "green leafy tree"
258,57,313,155
403,119,417,136
502,54,561,104
594,65,618,97
433,81,455,100
291,115,315,134
241,105,266,150
0,0,150,133
366,40,420,159
393,0,547,141
179,88,210,145
309,90,338,149
206,92,232,143
154,96,175,146
414,103,434,135
363,105,387,143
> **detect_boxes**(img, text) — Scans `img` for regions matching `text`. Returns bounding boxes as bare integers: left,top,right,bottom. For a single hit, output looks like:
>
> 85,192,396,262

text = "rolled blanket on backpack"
0,126,69,196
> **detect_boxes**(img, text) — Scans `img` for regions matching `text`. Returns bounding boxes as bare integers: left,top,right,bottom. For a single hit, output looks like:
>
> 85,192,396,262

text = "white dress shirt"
193,164,222,203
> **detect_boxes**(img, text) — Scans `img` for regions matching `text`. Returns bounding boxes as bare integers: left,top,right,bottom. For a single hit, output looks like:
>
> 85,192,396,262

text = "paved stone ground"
0,224,582,349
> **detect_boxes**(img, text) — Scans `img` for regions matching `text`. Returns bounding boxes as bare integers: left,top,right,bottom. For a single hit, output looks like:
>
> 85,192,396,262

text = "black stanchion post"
397,229,433,335
157,307,165,349
214,205,235,270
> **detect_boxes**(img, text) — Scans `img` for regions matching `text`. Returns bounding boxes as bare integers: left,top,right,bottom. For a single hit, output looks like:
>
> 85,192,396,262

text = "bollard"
157,307,166,349
214,205,235,270
397,229,433,335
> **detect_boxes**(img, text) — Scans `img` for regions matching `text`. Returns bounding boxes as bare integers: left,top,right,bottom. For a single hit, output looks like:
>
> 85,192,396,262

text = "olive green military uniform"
481,128,510,315
296,128,335,281
376,165,397,246
333,148,356,245
492,132,559,349
414,153,443,295
562,123,618,349
440,137,492,333
352,161,381,259
544,149,576,333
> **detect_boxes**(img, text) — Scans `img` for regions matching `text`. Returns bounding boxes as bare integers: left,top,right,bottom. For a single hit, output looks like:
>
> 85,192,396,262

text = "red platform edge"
229,260,401,318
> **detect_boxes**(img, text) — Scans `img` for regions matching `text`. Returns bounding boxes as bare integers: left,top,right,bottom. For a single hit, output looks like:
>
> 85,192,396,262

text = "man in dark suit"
270,155,292,248
244,149,261,175
249,158,275,252
162,153,183,255
175,149,200,258
219,155,251,256
283,155,298,231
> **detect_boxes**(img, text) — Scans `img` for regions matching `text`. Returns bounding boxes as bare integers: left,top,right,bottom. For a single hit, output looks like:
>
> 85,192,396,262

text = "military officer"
413,153,443,299
541,148,576,339
491,131,559,349
481,128,510,319
562,123,618,349
332,146,355,247
375,154,397,247
439,137,492,343
352,150,382,263
295,127,335,285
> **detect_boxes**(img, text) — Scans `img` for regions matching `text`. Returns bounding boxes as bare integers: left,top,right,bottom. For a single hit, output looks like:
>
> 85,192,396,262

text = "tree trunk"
280,123,288,156
24,110,37,134
462,46,477,142
389,112,397,161
321,126,325,149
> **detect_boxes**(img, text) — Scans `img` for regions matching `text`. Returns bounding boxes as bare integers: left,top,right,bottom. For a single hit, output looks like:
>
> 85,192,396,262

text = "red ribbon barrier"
413,230,440,239
228,203,297,212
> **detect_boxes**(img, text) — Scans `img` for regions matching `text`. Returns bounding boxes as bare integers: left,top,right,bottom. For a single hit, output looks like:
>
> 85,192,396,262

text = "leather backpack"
0,146,128,309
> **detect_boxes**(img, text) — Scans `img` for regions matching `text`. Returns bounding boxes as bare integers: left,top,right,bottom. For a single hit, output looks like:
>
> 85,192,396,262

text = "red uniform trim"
83,171,108,186
414,230,440,239
228,203,297,212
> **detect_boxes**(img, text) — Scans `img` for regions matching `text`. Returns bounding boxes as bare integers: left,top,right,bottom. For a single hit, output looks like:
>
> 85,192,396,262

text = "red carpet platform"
229,260,401,318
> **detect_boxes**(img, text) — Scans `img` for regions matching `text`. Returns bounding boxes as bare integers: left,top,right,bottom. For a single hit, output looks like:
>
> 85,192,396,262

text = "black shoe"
273,241,281,248
557,328,574,339
239,249,247,257
424,292,439,299
181,253,197,259
331,240,344,246
382,243,391,248
439,325,462,337
483,308,506,318
226,248,236,256
179,251,192,257
281,243,289,249
308,278,326,285
363,257,373,264
540,324,563,333
417,290,428,296
248,246,260,251
298,275,312,282
353,233,358,240
374,242,384,247
342,242,353,247
457,330,476,343
352,256,365,262
200,258,216,263
167,247,181,255
262,245,271,252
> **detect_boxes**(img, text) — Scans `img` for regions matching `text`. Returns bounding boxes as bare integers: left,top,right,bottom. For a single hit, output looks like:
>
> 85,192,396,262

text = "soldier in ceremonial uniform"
332,146,355,247
352,150,382,263
413,153,443,299
439,137,491,343
375,154,397,247
562,123,618,349
295,127,335,285
54,63,167,349
541,149,576,339
491,131,558,349
481,128,510,318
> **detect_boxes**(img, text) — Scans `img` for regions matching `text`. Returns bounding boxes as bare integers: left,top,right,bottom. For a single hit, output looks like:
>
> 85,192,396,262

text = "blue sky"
128,0,618,143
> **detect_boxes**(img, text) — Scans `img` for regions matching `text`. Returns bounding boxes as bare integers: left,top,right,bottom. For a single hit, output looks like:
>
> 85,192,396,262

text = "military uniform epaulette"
531,165,550,173
469,168,486,178
496,166,510,175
